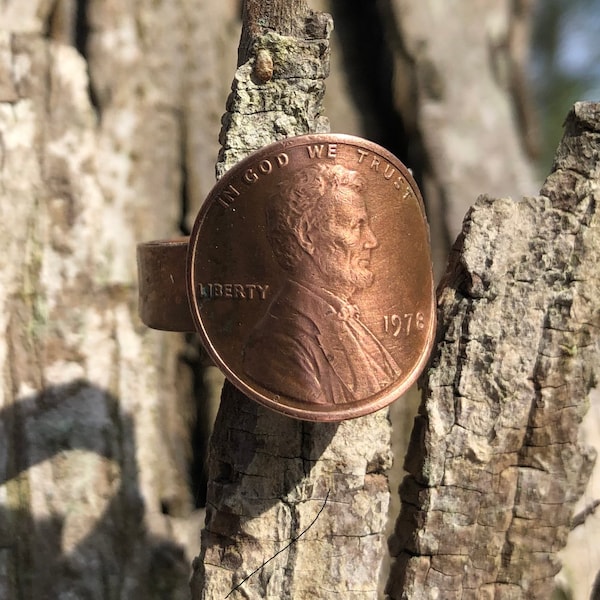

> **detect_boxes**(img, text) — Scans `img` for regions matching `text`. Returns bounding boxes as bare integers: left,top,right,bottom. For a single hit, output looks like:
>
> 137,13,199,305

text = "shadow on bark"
0,380,189,599
192,382,341,594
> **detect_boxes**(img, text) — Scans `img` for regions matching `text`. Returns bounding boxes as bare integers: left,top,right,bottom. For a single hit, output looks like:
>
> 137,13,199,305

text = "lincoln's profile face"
309,186,378,297
267,164,378,298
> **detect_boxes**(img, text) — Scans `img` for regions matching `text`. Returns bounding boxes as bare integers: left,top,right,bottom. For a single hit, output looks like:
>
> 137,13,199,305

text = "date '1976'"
383,312,426,337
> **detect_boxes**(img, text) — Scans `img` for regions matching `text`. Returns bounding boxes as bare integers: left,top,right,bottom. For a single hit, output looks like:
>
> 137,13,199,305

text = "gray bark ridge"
387,102,600,599
191,4,395,599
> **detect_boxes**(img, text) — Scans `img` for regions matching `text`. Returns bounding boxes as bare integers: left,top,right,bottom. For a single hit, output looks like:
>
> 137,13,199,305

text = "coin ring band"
137,238,195,333
137,134,436,421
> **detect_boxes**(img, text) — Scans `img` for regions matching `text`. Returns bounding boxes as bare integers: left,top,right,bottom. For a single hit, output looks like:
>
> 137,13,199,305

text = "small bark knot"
254,48,274,83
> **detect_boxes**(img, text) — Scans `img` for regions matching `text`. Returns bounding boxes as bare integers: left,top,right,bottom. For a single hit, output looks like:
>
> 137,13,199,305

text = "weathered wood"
386,102,600,599
396,0,539,246
192,387,393,599
190,3,395,598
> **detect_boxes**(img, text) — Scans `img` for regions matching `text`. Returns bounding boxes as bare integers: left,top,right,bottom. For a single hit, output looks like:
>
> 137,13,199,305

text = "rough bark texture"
193,388,392,599
389,0,539,273
190,4,394,599
0,1,238,598
386,102,600,599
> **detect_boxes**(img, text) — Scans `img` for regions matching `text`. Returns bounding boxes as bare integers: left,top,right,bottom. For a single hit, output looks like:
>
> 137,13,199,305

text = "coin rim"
187,133,436,421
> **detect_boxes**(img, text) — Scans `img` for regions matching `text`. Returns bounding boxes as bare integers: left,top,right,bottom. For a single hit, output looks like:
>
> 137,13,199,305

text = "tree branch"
191,3,393,598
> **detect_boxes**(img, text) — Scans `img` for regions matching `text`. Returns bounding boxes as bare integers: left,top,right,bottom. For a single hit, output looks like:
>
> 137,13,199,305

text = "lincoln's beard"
313,242,374,297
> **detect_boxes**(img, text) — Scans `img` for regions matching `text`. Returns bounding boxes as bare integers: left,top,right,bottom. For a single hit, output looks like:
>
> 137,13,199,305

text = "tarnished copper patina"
138,134,436,421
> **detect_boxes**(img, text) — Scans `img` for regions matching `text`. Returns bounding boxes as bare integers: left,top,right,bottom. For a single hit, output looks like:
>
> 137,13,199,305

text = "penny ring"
137,134,436,421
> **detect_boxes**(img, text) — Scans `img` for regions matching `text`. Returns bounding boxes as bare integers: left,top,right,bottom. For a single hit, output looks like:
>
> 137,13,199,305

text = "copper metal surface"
139,134,436,421
137,238,194,332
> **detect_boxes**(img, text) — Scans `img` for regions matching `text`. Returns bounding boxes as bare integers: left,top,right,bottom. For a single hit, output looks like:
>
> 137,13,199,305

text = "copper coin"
187,134,435,421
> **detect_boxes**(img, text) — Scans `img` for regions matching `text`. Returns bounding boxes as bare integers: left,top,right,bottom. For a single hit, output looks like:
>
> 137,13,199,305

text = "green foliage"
551,584,573,600
531,0,600,174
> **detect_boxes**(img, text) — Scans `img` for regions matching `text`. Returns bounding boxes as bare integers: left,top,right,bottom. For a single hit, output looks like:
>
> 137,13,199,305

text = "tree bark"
389,0,540,270
190,3,395,599
3,1,596,599
386,101,600,599
0,1,238,598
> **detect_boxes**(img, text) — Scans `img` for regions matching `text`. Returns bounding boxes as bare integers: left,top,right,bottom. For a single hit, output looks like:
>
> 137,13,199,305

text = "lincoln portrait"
242,163,401,405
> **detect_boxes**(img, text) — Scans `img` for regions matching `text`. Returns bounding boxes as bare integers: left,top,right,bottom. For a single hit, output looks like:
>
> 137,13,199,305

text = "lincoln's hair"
266,163,366,271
